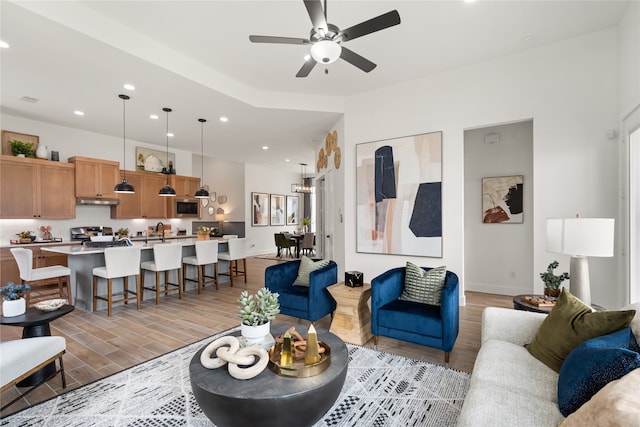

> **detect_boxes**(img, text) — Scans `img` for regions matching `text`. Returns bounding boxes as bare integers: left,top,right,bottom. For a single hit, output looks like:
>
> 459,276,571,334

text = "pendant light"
194,118,210,198
114,94,135,193
159,107,176,196
291,163,315,193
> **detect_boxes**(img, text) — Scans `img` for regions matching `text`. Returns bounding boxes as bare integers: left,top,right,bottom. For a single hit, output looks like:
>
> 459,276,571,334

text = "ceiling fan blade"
296,59,317,78
303,0,328,33
249,35,310,45
338,10,401,42
340,47,376,73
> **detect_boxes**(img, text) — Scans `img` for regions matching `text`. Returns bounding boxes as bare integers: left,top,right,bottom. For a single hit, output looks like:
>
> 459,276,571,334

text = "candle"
304,324,320,365
280,330,294,367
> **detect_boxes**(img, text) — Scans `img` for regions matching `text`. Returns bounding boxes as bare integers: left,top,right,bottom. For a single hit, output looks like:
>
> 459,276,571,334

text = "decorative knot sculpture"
200,336,269,380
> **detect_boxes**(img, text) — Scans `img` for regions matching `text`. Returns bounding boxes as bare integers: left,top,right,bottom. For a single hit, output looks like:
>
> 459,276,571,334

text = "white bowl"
34,299,66,311
90,235,113,242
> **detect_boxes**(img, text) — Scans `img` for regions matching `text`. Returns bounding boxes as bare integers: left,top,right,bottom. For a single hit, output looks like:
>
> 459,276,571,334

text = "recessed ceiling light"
219,116,228,122
464,0,476,3
167,133,174,137
123,83,135,91
522,33,536,43
0,41,9,49
285,159,291,162
74,110,85,116
150,114,159,120
304,54,311,61
262,146,269,150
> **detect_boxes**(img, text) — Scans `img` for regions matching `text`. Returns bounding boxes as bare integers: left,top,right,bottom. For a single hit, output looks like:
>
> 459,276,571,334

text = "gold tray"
268,341,331,378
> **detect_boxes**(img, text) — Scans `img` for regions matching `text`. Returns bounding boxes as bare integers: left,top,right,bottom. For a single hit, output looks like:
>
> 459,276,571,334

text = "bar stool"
218,237,247,287
10,248,72,306
140,243,183,304
182,240,219,293
92,246,142,317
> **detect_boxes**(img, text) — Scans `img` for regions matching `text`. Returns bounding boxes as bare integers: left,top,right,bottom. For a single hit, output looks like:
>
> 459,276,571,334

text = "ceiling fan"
249,0,401,77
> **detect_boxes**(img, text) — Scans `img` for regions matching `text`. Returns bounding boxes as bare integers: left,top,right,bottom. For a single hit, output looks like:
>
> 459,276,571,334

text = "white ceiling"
0,0,630,171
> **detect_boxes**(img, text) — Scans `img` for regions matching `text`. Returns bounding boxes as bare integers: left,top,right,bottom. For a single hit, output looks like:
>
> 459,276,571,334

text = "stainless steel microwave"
175,199,199,217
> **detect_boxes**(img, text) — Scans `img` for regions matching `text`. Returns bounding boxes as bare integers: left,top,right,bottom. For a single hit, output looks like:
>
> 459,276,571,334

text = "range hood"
76,197,120,206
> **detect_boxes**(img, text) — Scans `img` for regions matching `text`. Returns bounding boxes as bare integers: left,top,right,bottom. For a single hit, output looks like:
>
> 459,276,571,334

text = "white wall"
618,1,640,120
194,154,245,223
342,28,622,308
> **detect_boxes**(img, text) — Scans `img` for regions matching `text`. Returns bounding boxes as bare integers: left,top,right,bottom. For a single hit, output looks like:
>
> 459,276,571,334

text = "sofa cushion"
557,327,640,416
399,263,446,305
558,369,640,427
525,289,635,372
292,256,330,287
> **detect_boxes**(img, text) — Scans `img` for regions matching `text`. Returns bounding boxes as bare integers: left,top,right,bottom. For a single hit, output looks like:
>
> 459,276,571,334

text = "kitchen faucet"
156,222,165,243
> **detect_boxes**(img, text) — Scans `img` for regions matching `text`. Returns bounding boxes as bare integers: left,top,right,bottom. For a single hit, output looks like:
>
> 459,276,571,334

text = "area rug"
0,328,471,427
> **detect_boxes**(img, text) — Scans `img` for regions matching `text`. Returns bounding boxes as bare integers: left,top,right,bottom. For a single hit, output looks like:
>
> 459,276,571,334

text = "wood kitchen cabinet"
111,170,168,219
170,175,201,198
0,155,75,219
69,156,119,200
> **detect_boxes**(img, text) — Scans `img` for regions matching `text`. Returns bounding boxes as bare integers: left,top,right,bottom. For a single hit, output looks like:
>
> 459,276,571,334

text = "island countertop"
41,237,226,255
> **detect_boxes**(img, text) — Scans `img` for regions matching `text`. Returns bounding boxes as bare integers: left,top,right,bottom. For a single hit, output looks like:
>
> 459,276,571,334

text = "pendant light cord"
119,94,130,180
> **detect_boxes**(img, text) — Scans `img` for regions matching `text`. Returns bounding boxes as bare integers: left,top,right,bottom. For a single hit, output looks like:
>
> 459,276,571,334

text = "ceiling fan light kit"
250,0,400,77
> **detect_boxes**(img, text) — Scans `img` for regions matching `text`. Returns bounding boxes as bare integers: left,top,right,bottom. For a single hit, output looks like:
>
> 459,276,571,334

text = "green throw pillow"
525,288,636,373
399,262,447,306
292,256,331,287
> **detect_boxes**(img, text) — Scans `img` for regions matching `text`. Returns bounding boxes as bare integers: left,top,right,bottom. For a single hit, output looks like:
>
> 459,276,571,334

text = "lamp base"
569,255,591,307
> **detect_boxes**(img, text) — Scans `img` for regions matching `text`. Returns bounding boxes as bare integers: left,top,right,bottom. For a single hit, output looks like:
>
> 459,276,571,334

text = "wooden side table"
327,282,373,345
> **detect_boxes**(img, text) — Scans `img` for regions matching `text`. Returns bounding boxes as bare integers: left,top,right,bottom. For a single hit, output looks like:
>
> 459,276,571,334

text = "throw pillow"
557,327,640,416
525,288,635,373
399,263,447,306
292,256,331,287
558,369,640,427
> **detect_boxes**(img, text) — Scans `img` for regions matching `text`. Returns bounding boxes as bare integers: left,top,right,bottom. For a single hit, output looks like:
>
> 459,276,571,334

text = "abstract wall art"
270,194,285,226
286,195,299,225
251,192,269,226
482,175,524,224
356,131,443,257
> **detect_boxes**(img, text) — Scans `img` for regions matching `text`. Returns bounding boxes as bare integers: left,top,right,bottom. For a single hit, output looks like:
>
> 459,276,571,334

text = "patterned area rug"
1,328,470,427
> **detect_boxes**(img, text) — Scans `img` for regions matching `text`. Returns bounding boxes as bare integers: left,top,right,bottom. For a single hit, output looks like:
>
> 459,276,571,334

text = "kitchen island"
42,238,228,312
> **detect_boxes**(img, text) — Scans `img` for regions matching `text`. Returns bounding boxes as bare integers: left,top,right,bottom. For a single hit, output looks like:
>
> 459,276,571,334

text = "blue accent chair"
265,259,338,323
371,266,459,363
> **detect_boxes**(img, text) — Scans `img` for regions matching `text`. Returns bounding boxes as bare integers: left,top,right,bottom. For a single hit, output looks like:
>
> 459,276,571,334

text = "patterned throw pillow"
399,262,447,305
292,256,331,287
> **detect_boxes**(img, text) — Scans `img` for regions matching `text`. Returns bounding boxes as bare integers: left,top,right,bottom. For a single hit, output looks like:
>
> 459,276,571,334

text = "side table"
513,294,605,314
327,282,373,345
1,304,74,386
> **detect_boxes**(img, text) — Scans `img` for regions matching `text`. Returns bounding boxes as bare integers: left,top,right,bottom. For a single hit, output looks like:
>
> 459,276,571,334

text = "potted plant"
16,231,35,243
1,282,31,317
9,140,35,157
540,260,569,298
197,226,210,240
117,227,129,238
237,287,280,344
302,217,312,233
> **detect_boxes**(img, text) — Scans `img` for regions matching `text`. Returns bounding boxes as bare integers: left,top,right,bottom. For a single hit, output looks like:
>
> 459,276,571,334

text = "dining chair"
140,243,183,304
301,232,315,256
92,246,142,316
275,233,295,258
218,237,247,287
182,240,219,293
10,248,72,306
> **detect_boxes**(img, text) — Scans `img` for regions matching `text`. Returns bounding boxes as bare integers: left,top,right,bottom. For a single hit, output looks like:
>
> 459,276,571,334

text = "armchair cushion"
399,262,446,305
293,256,331,287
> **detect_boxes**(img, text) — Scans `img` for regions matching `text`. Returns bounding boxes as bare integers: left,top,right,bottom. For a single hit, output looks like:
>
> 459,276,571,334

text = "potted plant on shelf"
197,226,210,240
540,260,569,299
117,228,129,239
9,140,35,158
237,287,280,344
16,231,35,244
1,282,31,317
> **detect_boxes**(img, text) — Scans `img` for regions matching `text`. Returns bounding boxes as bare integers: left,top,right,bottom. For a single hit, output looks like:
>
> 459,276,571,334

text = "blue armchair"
371,266,459,363
265,259,338,323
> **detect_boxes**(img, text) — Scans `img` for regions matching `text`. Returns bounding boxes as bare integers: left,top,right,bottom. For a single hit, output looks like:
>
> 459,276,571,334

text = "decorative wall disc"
333,147,341,169
325,133,333,155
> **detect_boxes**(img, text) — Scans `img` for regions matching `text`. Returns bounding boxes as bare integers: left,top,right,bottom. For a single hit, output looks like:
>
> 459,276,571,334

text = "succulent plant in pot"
540,261,569,298
1,282,31,317
237,287,280,344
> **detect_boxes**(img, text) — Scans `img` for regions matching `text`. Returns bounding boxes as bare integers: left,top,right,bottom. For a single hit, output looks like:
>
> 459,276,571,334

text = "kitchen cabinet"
69,156,119,200
111,171,168,219
0,244,73,286
167,175,201,217
0,155,75,219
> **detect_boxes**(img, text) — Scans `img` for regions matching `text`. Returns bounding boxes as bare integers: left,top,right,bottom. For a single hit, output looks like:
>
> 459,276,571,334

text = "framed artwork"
251,192,269,226
482,176,524,224
286,195,299,225
356,131,443,257
270,194,285,226
135,146,176,173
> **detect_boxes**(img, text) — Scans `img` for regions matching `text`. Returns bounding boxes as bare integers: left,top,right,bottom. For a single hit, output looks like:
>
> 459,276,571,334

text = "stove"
71,226,118,246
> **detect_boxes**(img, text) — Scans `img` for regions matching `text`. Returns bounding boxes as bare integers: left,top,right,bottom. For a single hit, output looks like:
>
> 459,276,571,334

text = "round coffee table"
189,326,348,427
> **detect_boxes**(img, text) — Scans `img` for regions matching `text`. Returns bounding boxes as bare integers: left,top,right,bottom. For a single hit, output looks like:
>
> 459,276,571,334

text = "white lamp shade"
546,218,615,257
310,40,342,64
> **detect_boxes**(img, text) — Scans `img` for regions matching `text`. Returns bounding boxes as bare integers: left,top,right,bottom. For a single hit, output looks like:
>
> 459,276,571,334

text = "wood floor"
0,256,512,418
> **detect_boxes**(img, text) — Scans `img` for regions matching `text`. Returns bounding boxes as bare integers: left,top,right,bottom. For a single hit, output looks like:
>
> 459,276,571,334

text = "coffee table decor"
199,335,269,380
34,299,67,312
268,325,331,378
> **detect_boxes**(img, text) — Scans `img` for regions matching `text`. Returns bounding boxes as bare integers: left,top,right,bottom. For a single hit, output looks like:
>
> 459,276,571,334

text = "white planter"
241,321,271,344
2,298,26,317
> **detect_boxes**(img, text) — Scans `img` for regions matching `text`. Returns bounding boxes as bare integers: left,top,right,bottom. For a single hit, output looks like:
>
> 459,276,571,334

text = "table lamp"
546,216,615,306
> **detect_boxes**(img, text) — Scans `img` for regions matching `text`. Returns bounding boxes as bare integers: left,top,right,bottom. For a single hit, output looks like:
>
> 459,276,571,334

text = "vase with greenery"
540,260,569,298
237,288,280,343
9,140,35,157
117,228,129,238
16,231,34,243
302,217,312,232
197,226,210,240
1,282,31,317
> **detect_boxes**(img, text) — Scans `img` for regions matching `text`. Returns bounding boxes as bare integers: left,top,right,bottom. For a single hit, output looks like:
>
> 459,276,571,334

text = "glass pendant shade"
195,118,209,199
114,94,135,193
310,40,341,64
159,107,176,197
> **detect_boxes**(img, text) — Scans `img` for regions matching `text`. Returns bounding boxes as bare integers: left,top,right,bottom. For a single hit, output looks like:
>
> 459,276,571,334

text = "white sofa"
458,304,640,426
